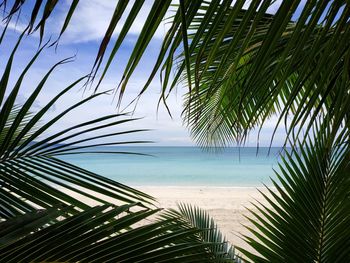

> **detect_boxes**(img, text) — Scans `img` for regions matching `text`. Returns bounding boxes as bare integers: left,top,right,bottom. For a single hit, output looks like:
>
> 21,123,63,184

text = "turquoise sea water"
59,147,285,187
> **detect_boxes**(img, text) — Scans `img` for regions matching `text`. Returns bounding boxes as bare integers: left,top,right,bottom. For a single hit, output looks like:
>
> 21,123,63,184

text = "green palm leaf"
3,2,349,144
163,203,242,262
239,123,350,262
175,1,350,148
0,34,154,220
0,23,235,262
0,203,233,262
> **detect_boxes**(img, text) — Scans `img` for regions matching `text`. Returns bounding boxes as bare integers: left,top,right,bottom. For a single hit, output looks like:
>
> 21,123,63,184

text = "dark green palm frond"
2,2,349,131
0,203,230,263
0,204,69,245
174,1,350,148
162,203,242,262
0,0,171,90
0,104,34,146
239,123,350,262
1,0,76,44
0,34,154,221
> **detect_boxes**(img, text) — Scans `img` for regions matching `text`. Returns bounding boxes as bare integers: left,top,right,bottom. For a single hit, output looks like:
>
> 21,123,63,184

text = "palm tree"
1,0,350,262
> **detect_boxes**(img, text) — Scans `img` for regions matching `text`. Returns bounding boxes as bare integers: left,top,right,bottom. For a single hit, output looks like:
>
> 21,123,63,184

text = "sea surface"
59,147,286,187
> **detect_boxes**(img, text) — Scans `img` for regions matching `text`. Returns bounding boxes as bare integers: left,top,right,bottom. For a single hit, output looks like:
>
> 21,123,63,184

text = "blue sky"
0,0,293,147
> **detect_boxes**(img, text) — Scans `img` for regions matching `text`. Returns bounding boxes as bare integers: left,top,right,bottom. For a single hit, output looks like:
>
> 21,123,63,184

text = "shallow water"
59,146,285,187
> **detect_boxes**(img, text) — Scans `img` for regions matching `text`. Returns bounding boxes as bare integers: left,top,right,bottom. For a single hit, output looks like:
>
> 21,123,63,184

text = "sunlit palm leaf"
239,123,350,262
163,203,242,262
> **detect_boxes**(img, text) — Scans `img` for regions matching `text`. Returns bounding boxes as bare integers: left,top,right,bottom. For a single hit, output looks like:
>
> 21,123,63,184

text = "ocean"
59,146,285,187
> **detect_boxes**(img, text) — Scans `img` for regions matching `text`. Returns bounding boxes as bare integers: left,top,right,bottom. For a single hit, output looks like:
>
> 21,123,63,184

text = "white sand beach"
70,186,273,253
137,186,272,251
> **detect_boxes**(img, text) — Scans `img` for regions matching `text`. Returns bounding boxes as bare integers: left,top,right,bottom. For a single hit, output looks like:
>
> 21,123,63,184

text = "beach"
60,147,279,253
138,186,271,252
71,185,271,252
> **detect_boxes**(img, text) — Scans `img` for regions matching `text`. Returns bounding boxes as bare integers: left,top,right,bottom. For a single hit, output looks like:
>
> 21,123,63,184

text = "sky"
0,0,295,147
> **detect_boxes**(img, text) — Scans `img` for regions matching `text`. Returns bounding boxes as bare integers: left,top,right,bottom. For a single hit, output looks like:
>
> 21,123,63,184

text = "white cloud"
56,0,173,44
0,21,27,33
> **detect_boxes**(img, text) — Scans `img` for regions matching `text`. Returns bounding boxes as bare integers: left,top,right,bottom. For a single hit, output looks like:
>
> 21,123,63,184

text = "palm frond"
239,122,350,262
0,104,34,146
3,2,349,146
1,0,75,44
0,203,231,262
162,203,242,262
0,33,154,220
0,204,68,245
175,1,350,147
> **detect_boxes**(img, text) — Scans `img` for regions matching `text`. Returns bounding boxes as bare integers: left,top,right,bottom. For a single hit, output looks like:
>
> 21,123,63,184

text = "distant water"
59,147,285,187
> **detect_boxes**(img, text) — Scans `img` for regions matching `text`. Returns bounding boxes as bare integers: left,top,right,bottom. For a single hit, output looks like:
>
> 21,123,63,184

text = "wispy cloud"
55,0,173,44
0,20,27,33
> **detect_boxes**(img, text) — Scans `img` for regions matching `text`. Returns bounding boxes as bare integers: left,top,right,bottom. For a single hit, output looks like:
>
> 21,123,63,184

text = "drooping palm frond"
2,1,349,135
1,0,78,44
0,203,229,263
162,203,242,262
0,0,172,85
0,32,154,220
0,104,34,146
239,122,350,262
174,1,350,148
91,0,350,149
